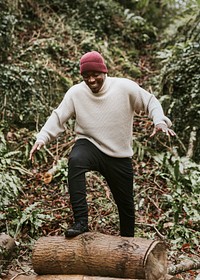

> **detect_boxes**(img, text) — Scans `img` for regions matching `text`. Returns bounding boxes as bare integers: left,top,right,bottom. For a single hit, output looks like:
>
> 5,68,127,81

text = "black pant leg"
102,157,135,237
68,139,103,222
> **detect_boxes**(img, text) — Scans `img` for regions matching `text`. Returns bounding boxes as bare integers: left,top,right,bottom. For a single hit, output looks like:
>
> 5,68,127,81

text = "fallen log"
0,233,16,272
12,275,144,280
13,274,179,280
32,232,167,280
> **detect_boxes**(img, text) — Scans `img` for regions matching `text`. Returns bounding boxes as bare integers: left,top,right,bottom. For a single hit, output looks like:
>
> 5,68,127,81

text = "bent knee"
69,152,91,168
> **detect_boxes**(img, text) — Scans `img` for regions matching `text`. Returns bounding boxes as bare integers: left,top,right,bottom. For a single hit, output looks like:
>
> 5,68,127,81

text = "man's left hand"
150,123,176,138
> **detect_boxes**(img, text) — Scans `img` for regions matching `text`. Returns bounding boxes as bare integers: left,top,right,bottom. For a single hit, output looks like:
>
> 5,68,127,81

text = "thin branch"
168,259,200,275
135,222,166,240
186,126,197,158
10,269,32,280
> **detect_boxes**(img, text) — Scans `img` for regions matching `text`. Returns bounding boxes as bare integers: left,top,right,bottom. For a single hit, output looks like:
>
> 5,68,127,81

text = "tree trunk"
32,232,167,280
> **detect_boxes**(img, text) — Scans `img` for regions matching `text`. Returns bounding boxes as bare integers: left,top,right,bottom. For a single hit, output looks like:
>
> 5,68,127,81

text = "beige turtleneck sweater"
36,76,172,157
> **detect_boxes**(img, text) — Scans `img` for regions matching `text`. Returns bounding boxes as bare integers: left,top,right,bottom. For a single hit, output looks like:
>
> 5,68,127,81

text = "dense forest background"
0,0,200,279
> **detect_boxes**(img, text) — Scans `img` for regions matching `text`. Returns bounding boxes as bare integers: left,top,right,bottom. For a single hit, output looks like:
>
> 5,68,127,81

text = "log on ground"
32,232,167,280
14,275,180,280
14,275,145,280
0,233,16,270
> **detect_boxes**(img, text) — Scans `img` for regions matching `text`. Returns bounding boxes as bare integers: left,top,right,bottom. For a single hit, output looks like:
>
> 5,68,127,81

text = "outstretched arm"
29,89,75,161
135,87,176,137
129,81,176,139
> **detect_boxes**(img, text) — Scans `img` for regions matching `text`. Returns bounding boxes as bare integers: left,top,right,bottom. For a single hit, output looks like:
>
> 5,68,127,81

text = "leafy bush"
154,152,200,247
0,63,69,128
0,129,22,235
13,202,53,238
0,130,21,207
61,0,124,38
157,11,200,162
117,0,199,29
0,0,18,62
122,9,157,47
0,128,53,238
39,0,157,49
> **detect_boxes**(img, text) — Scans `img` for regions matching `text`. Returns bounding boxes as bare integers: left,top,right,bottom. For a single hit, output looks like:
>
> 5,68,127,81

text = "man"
29,51,176,238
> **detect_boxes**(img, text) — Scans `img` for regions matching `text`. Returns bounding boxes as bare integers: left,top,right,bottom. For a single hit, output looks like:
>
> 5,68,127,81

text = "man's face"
82,71,106,93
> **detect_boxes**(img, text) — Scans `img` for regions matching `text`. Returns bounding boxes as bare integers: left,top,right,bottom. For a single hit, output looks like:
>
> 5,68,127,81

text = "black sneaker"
64,221,89,237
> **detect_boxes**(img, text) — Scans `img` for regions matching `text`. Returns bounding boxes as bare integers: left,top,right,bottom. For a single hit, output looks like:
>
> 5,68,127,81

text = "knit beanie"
80,51,108,74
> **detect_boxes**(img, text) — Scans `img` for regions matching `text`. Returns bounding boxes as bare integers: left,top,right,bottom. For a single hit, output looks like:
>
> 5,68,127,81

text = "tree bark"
32,232,167,280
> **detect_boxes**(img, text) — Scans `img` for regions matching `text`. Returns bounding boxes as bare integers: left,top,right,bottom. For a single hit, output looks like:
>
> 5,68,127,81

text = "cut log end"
144,241,167,280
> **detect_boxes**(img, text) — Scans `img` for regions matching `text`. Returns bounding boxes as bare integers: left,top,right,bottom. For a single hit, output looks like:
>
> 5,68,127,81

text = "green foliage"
158,5,200,162
0,129,22,207
163,44,200,130
51,158,69,193
35,0,156,49
0,128,22,235
116,0,186,29
122,8,157,47
132,138,152,161
154,152,200,247
133,133,200,248
13,202,53,238
68,0,124,38
70,0,156,46
0,127,52,238
0,0,17,62
0,63,69,128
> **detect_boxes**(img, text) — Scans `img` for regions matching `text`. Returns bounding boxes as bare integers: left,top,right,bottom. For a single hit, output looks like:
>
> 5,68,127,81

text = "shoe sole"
64,229,89,237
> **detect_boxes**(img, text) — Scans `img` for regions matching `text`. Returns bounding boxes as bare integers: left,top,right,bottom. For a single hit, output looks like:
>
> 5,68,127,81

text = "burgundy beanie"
80,51,108,74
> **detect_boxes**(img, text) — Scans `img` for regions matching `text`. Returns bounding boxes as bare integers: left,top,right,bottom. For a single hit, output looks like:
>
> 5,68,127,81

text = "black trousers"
68,139,135,237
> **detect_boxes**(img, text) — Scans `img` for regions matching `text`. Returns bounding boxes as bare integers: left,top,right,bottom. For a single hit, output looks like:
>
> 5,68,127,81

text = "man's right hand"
29,142,44,161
